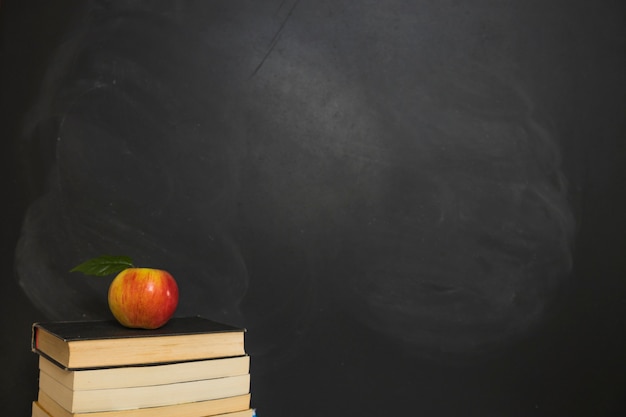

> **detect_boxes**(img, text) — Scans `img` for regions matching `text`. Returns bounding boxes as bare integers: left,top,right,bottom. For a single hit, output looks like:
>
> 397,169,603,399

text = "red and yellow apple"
107,268,179,329
71,256,179,329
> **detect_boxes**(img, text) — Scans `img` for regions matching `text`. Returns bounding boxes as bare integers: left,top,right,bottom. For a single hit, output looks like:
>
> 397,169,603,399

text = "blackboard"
2,1,625,416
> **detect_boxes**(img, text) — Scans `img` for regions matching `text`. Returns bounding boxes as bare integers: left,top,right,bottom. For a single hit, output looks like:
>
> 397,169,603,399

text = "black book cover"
33,316,245,345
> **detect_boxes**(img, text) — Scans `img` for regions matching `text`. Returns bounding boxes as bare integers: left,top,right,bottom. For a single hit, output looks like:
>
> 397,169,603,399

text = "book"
32,316,246,369
34,390,252,417
38,371,251,413
39,354,250,390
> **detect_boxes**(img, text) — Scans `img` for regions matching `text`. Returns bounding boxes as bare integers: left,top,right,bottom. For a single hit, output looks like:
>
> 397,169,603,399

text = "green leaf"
70,255,134,276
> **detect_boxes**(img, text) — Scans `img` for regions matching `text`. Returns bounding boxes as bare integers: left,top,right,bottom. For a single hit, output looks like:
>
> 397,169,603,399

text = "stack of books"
30,316,255,417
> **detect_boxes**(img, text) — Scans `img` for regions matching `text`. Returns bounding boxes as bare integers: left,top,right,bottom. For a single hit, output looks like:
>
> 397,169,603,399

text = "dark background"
2,1,625,416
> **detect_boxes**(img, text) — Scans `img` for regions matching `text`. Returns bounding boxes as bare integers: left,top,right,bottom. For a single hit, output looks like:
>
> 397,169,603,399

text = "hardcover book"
32,316,246,369
38,355,250,390
38,371,251,413
32,395,255,417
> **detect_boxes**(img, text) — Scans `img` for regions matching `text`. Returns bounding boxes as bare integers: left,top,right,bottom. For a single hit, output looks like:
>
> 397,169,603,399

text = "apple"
108,268,179,329
71,256,179,329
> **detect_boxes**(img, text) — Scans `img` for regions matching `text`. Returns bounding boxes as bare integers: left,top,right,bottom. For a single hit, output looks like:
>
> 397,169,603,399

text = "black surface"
2,1,625,416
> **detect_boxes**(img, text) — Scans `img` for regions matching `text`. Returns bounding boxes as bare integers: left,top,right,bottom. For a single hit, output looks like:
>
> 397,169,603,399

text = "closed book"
39,371,250,413
34,390,252,417
39,354,250,390
32,316,246,369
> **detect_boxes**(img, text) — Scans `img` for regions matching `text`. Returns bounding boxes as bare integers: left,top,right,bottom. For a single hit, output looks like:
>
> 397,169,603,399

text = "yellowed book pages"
39,355,250,390
39,371,250,413
32,400,255,417
35,390,251,417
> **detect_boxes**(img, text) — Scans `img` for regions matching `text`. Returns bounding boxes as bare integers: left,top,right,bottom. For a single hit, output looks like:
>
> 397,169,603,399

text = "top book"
32,316,246,370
